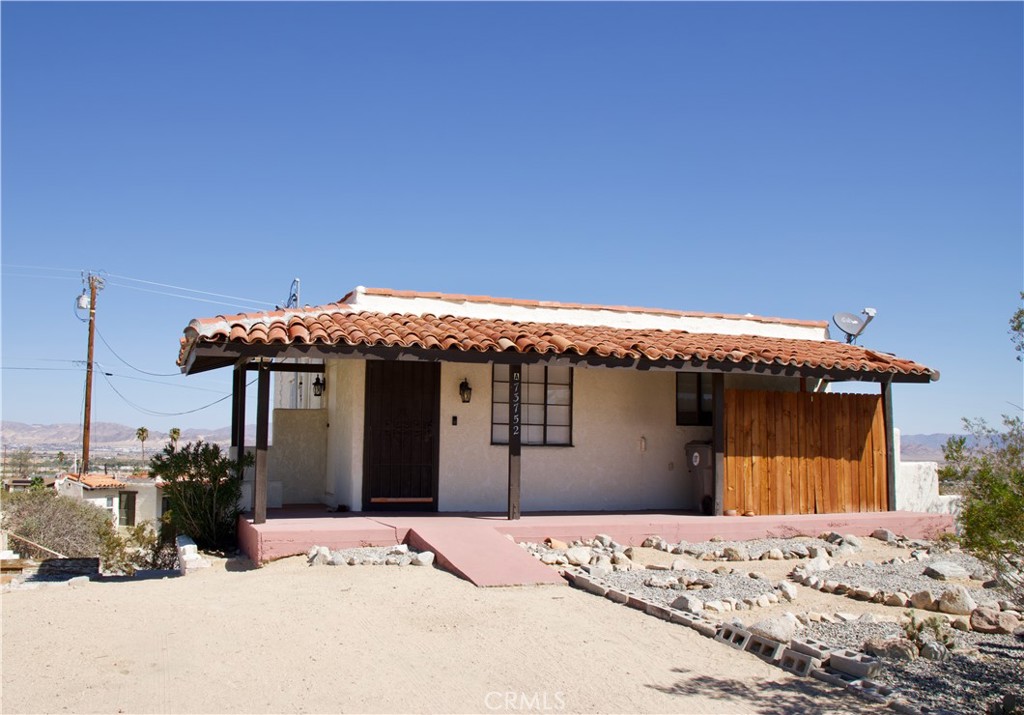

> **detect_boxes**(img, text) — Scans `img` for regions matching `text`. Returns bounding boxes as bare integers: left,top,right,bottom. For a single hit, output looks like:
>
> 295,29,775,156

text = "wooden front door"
363,361,440,511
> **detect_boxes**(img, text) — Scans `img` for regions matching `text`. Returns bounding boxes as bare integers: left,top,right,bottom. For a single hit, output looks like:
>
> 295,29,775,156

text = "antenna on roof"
278,278,300,310
832,307,876,344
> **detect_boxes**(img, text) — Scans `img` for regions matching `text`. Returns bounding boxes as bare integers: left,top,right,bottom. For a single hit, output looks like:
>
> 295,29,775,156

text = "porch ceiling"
178,305,938,384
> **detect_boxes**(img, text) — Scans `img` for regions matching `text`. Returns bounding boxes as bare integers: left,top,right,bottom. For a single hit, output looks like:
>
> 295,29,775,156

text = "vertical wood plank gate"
723,390,888,515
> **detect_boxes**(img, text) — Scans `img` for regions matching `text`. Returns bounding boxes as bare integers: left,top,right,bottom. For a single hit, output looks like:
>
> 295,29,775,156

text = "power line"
101,370,227,394
104,272,276,306
98,370,256,417
2,264,81,273
103,281,267,311
96,328,181,377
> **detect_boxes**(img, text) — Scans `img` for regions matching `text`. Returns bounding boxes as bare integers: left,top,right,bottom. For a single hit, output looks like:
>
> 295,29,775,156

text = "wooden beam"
712,372,726,516
508,363,522,520
882,379,897,511
253,361,271,525
233,363,248,477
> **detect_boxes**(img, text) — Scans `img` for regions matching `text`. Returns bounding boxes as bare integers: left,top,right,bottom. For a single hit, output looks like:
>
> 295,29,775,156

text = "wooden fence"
723,389,888,515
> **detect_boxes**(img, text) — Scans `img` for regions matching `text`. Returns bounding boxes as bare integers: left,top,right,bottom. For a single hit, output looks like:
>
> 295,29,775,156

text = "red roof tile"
179,307,936,380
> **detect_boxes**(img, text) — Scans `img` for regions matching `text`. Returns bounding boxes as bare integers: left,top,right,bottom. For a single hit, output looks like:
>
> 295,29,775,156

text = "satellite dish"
833,307,876,344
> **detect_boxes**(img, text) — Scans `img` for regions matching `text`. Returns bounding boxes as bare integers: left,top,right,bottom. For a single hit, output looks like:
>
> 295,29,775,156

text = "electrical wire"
98,371,256,417
103,272,276,307
101,370,227,394
103,281,267,311
96,328,181,377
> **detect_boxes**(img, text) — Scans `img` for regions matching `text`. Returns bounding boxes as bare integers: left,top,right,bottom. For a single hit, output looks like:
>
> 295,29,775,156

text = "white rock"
412,551,435,567
938,585,977,615
565,547,593,566
778,582,799,602
748,613,801,642
671,594,704,613
595,534,613,547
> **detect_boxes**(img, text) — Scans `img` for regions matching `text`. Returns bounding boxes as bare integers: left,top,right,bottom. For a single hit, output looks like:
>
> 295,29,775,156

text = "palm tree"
169,427,181,452
136,427,149,463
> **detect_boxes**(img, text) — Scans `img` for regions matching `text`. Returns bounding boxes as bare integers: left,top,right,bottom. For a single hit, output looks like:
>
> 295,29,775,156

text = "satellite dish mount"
833,307,877,345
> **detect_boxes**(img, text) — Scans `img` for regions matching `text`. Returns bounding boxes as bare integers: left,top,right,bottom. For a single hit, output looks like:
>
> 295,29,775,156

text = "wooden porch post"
232,362,247,470
253,360,271,525
712,373,726,516
882,379,897,511
508,363,522,520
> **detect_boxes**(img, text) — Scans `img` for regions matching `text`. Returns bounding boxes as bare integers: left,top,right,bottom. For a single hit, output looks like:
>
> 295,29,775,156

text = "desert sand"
1,556,880,714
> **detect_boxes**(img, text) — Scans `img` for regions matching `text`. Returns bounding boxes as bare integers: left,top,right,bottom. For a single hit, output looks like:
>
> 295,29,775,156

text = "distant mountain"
0,421,254,452
899,433,956,463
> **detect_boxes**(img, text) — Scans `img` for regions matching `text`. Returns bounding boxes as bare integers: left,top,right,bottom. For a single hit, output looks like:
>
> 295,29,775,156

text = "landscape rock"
766,548,785,561
924,561,970,581
748,613,801,643
565,547,593,567
864,637,918,661
412,551,435,567
723,546,749,562
328,551,348,566
671,594,704,613
803,555,832,574
778,582,798,602
938,585,977,615
971,607,1020,634
595,534,613,547
871,528,897,543
919,641,949,661
910,590,938,610
841,534,863,549
885,592,909,607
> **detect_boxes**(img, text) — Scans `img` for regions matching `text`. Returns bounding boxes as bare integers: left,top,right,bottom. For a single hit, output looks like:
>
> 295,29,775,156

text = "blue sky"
2,2,1022,437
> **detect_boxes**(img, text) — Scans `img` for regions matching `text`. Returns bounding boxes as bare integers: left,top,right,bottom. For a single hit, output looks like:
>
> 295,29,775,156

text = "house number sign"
509,364,522,456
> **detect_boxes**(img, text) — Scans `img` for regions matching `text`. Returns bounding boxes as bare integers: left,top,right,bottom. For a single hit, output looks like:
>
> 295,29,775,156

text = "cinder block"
810,667,859,688
690,619,719,638
669,610,695,627
829,650,881,679
645,603,673,621
626,595,648,611
605,588,629,604
778,648,822,677
715,623,752,650
846,678,898,705
566,572,585,587
745,635,785,663
582,579,609,597
789,637,833,661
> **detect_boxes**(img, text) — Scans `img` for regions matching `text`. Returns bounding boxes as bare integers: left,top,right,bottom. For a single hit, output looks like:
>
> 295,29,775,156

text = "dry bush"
2,489,115,558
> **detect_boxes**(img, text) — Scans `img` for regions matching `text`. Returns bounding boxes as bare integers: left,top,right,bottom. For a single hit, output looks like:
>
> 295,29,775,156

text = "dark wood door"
363,361,440,511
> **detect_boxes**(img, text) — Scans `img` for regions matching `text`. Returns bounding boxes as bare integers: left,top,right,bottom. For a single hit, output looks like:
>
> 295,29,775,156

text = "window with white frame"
492,364,573,446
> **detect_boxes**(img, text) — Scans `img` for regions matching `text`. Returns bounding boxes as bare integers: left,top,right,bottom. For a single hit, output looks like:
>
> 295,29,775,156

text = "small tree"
10,448,34,480
169,427,181,452
56,451,68,470
149,440,252,551
136,427,149,462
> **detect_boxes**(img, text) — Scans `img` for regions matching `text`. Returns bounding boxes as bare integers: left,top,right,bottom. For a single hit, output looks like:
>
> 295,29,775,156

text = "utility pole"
79,273,104,476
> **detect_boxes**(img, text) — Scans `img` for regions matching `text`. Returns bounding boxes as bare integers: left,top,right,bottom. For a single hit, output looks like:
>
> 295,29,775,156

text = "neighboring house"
2,476,57,493
56,473,165,528
176,286,938,523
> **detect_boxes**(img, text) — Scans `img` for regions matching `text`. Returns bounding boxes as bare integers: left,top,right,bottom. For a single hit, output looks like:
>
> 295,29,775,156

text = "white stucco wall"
269,408,327,504
893,429,961,516
438,363,712,512
323,359,365,510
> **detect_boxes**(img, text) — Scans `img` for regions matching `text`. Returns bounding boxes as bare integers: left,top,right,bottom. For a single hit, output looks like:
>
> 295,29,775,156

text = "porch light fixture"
459,378,472,404
313,375,325,397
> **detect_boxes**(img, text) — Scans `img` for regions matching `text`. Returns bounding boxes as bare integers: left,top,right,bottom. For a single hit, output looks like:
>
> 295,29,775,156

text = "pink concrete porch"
239,507,954,587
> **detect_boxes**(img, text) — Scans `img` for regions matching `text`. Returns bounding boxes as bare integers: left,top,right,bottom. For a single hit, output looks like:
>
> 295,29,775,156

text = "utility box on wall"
686,441,713,515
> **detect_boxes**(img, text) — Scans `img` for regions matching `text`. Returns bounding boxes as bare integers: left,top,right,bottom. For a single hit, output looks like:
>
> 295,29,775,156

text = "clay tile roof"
66,473,126,489
177,288,937,381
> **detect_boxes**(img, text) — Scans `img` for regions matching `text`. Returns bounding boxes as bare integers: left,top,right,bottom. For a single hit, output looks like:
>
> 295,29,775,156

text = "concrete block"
715,623,752,650
645,603,673,621
744,635,785,663
690,619,719,638
582,579,609,598
565,571,583,587
810,667,859,688
779,648,821,677
669,610,695,627
605,588,629,604
626,595,648,611
846,678,898,705
829,650,881,679
789,637,833,661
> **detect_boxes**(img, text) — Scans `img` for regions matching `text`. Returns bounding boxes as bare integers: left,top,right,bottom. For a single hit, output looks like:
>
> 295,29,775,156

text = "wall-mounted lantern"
459,378,472,404
313,375,326,397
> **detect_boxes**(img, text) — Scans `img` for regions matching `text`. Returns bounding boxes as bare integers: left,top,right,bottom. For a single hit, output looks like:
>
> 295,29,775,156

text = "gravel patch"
680,536,835,559
598,566,778,607
818,555,1002,600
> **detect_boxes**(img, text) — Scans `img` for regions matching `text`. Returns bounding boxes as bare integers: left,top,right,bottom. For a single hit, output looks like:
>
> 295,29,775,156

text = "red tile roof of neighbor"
177,287,937,380
65,473,126,489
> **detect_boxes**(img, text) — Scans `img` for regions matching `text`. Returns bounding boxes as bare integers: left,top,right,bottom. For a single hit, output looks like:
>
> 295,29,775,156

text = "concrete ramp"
403,521,565,587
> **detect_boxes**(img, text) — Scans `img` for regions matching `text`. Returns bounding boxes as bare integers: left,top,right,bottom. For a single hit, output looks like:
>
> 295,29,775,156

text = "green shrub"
149,440,252,551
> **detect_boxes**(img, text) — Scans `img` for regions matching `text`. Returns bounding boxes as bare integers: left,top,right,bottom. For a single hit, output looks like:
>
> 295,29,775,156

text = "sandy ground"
0,556,885,715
